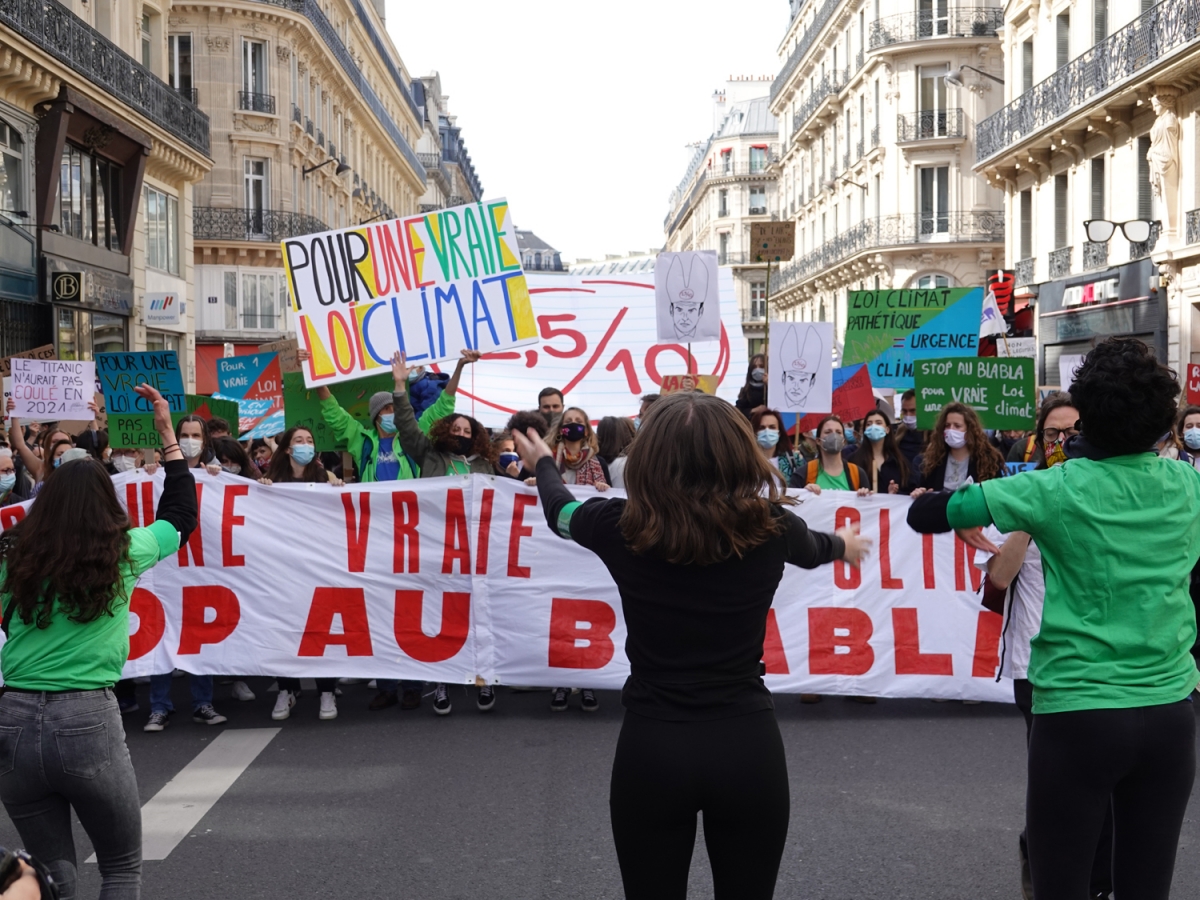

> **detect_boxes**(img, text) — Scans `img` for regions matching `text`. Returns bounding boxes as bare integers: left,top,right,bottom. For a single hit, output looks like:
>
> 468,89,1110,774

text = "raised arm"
390,353,435,463
444,349,481,396
5,400,41,481
136,384,197,544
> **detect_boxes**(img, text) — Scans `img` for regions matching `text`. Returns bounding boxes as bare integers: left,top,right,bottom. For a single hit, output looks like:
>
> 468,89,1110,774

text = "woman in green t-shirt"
0,385,197,900
909,338,1200,900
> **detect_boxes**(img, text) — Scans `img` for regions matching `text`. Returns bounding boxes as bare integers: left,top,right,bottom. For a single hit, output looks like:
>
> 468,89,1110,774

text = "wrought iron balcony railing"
1187,209,1200,247
772,211,1004,294
1014,257,1035,285
1049,246,1073,279
292,104,302,124
770,0,842,105
194,207,328,242
305,117,314,136
238,91,276,114
977,0,1200,162
177,86,198,104
448,195,466,207
316,129,325,148
791,70,847,138
1129,222,1161,259
0,0,210,154
870,6,1003,49
1083,240,1109,271
871,125,880,148
897,108,965,142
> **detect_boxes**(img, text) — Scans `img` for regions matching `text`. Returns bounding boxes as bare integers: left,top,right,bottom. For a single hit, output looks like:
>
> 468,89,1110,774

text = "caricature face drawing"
669,299,703,340
663,255,710,340
778,324,823,410
783,369,817,407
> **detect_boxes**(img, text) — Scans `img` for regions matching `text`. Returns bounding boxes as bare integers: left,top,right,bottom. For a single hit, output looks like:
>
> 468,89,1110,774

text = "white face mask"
902,415,917,428
944,429,968,449
112,455,136,473
178,438,204,459
220,463,241,474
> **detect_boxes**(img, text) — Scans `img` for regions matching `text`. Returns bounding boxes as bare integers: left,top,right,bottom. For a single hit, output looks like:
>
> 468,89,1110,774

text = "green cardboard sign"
107,395,242,448
186,395,241,440
914,357,1035,430
282,370,395,452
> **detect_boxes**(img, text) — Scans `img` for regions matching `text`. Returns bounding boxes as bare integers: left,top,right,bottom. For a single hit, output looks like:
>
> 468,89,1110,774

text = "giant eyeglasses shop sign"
281,198,539,388
0,476,1012,702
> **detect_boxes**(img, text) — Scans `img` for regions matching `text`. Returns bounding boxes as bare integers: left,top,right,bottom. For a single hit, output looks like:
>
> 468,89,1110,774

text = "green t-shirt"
1,520,181,691
815,466,851,492
948,455,1200,713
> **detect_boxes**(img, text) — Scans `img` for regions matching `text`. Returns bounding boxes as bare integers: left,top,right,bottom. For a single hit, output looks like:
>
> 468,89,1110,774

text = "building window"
917,165,949,236
146,330,181,356
1094,0,1108,44
223,271,238,330
0,119,23,216
918,0,950,37
720,149,732,174
718,189,728,217
244,158,267,234
918,65,948,137
168,34,192,98
1019,188,1033,259
56,307,127,359
749,146,767,173
749,187,766,215
144,186,178,275
718,231,729,265
916,274,951,288
1137,136,1152,220
1056,14,1070,69
54,144,121,251
1054,174,1069,248
242,272,278,329
1022,40,1034,93
750,282,766,320
1090,155,1105,220
141,11,152,69
243,39,268,96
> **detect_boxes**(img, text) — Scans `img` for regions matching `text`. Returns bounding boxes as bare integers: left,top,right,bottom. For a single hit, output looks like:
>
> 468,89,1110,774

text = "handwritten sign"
96,351,186,448
0,344,56,378
282,197,538,388
258,338,301,374
10,358,95,422
659,374,719,395
750,221,795,262
216,353,284,438
844,288,984,389
282,370,394,453
914,357,1035,430
1187,364,1200,407
185,395,240,439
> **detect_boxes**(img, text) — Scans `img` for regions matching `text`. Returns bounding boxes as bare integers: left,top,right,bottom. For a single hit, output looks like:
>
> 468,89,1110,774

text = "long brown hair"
620,393,791,566
851,408,909,487
429,414,494,461
1,458,131,628
921,402,1004,481
749,408,793,457
596,416,636,461
266,426,323,483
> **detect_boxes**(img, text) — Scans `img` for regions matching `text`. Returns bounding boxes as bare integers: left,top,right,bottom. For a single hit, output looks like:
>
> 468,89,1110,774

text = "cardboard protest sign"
0,345,55,378
258,338,301,374
96,351,186,448
997,337,1035,358
1188,364,1200,407
185,395,241,439
282,198,538,388
750,221,795,263
9,358,95,423
792,363,875,434
1006,462,1037,475
216,353,284,439
659,374,719,395
769,322,833,414
655,251,720,343
914,357,1035,430
844,287,984,389
282,370,395,453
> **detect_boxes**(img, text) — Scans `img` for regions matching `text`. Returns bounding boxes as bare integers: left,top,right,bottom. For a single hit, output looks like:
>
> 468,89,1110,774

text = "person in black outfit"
512,392,870,900
850,408,914,494
735,353,767,417
894,389,927,467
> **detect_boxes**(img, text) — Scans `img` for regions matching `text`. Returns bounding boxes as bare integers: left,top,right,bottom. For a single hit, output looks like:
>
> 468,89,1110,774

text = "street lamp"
822,175,867,193
946,65,1005,87
302,158,350,179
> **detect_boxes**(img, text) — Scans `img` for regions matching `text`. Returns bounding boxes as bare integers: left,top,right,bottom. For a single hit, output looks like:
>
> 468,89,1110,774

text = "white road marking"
87,728,280,862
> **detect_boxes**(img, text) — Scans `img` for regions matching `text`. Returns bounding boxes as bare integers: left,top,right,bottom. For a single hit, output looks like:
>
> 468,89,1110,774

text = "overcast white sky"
386,0,788,263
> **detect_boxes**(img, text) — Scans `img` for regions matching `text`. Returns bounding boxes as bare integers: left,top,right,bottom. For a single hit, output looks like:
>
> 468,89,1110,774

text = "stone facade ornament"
277,45,291,62
206,35,230,53
1148,87,1181,233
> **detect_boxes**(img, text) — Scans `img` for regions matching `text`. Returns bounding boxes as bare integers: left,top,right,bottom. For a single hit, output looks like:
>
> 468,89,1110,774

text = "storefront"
43,254,133,359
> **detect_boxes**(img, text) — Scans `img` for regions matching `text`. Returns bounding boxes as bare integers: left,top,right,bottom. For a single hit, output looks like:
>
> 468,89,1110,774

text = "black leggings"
277,677,336,693
1027,699,1195,900
609,708,790,900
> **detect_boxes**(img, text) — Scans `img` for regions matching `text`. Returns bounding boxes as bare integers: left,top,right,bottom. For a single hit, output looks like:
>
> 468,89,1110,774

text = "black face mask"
452,435,474,456
561,422,587,443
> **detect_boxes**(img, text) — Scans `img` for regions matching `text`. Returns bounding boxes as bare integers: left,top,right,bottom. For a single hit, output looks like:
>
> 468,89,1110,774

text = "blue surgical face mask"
407,367,425,383
756,428,781,449
844,427,856,444
864,424,887,442
378,413,396,435
291,444,316,465
0,473,14,493
499,451,520,468
1185,428,1200,451
53,457,62,468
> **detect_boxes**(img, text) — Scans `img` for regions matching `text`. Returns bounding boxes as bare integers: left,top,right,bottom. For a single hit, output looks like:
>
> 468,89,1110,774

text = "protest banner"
791,363,876,434
96,351,186,448
844,288,984,389
0,345,55,378
186,395,241,438
659,374,719,395
996,337,1035,358
914,357,1035,430
655,251,720,343
282,198,539,388
9,358,95,423
1187,364,1200,407
282,370,395,452
216,353,284,439
0,476,1012,702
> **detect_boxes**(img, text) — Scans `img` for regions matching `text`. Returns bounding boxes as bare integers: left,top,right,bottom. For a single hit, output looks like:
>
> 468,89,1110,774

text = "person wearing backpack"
788,416,871,496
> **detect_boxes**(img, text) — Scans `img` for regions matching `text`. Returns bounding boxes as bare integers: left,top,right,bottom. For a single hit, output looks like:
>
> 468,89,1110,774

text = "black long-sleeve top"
157,459,198,543
534,456,843,720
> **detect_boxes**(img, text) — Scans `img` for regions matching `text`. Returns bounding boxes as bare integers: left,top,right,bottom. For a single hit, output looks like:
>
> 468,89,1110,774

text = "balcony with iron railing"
770,0,843,106
710,158,780,179
292,104,302,124
790,70,847,140
1083,241,1109,271
897,108,965,143
238,91,276,114
177,86,198,104
1049,246,1073,279
194,207,328,243
0,0,210,154
869,6,1003,49
417,151,452,191
772,211,1004,295
1187,210,1200,246
317,129,325,148
1129,222,1161,259
1014,257,1035,285
977,0,1200,163
305,117,314,137
871,125,880,149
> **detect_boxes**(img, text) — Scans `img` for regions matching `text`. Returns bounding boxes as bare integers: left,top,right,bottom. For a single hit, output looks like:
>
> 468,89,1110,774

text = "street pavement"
2,680,1198,899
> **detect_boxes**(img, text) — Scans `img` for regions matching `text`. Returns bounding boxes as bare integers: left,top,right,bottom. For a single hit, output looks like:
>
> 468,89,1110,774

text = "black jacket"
913,453,987,491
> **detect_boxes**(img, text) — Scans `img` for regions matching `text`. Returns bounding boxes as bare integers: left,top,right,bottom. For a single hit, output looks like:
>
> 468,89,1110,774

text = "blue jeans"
0,688,142,900
378,680,422,694
148,673,213,714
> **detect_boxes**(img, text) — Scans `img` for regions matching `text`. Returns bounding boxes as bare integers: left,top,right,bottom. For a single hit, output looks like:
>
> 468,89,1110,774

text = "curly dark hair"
1,457,131,628
505,409,550,438
430,414,494,461
1071,338,1179,455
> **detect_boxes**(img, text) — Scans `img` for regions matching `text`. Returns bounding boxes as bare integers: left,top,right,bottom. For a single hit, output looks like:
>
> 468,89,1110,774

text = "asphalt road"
2,680,1198,899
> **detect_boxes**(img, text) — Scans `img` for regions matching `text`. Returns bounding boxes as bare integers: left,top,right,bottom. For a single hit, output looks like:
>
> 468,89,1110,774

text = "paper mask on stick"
769,322,833,414
655,251,721,343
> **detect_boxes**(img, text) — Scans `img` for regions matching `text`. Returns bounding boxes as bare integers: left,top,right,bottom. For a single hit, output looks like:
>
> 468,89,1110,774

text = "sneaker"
581,689,599,713
192,704,228,725
433,683,452,716
118,696,140,714
368,690,398,711
143,710,170,732
550,687,570,712
232,680,255,702
319,692,338,720
367,679,378,689
400,688,422,710
272,690,296,721
477,685,496,712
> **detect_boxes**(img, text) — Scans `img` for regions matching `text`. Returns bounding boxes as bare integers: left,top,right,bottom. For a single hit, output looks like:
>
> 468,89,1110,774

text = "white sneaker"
232,680,255,702
367,679,377,689
319,692,338,720
272,690,295,720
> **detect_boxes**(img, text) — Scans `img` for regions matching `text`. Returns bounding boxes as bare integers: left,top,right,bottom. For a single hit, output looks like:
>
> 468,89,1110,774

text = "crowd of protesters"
3,337,1200,898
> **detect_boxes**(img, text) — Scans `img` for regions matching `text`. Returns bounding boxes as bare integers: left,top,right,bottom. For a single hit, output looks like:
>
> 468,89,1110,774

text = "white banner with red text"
0,473,1012,702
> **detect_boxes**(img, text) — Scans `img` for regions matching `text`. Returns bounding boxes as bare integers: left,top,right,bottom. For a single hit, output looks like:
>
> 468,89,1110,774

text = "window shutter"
1094,0,1108,44
1055,174,1069,248
1056,15,1070,69
1090,156,1105,220
1020,190,1032,260
1137,137,1152,219
1022,42,1034,92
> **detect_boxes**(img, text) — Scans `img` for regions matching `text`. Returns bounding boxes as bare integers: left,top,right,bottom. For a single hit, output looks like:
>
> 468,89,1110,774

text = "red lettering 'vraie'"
441,489,470,574
762,608,790,675
507,493,537,578
221,484,249,567
341,492,371,573
392,491,419,573
177,481,204,567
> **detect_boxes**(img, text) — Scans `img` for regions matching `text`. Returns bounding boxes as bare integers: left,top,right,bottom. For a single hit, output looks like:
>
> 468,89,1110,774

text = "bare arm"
444,349,481,396
294,348,332,399
985,531,1031,590
5,399,41,480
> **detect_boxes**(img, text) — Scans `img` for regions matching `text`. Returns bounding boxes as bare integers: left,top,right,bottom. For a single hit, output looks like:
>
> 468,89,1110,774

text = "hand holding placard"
9,358,95,423
97,351,186,448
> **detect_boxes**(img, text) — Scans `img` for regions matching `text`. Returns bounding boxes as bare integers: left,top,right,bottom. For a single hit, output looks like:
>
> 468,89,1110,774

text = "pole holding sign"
914,357,1035,430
